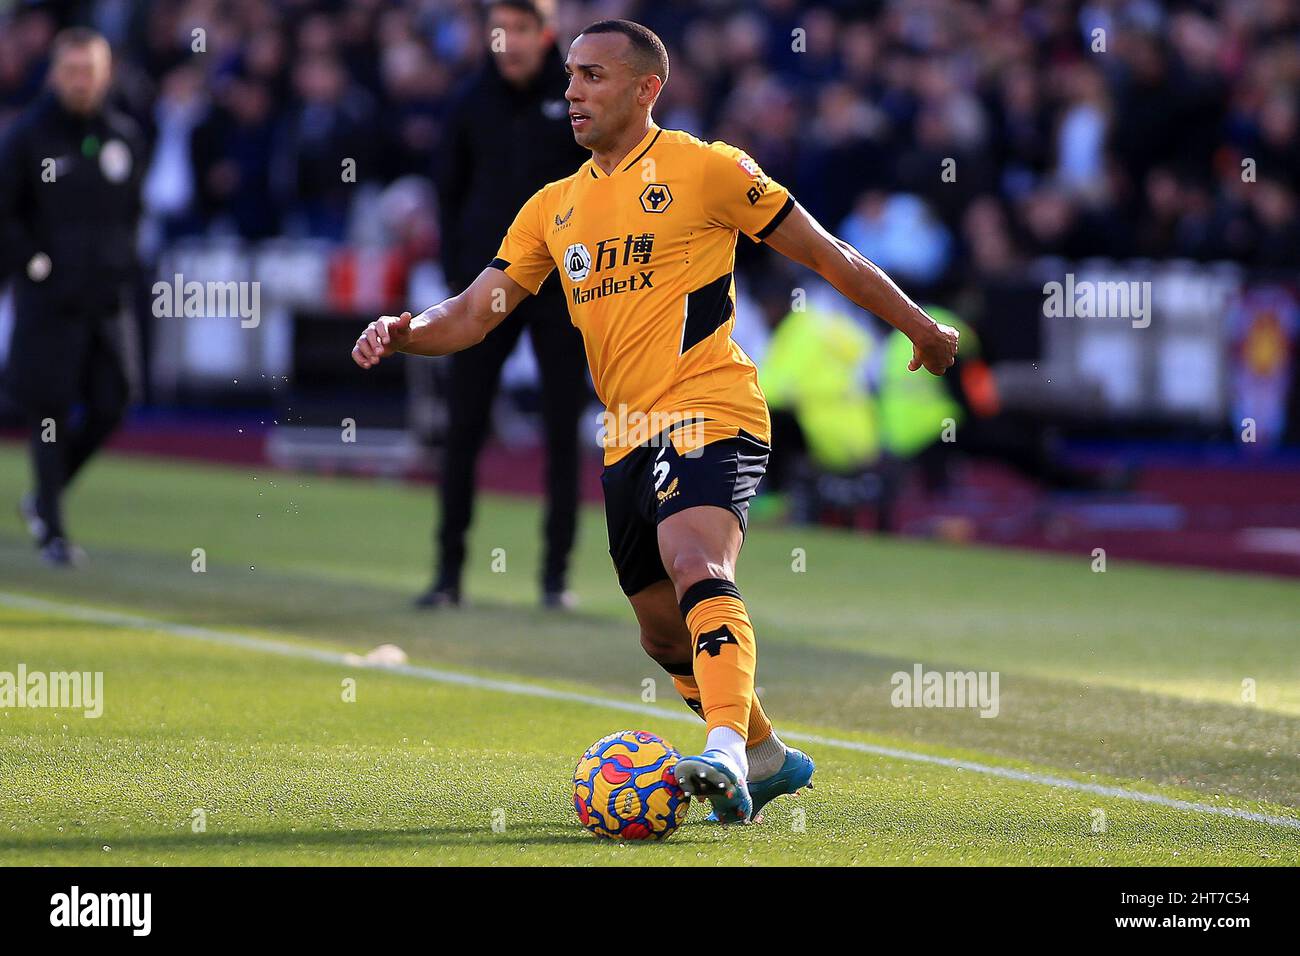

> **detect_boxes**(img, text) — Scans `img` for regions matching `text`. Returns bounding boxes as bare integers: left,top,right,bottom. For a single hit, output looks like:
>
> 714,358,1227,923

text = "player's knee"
639,625,684,665
666,549,730,592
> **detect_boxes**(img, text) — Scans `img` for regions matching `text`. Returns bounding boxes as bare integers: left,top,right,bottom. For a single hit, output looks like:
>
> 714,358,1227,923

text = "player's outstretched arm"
352,266,530,368
763,202,959,375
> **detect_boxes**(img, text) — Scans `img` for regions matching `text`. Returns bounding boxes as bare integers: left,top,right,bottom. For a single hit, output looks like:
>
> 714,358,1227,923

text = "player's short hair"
52,26,109,60
485,0,554,27
579,19,669,85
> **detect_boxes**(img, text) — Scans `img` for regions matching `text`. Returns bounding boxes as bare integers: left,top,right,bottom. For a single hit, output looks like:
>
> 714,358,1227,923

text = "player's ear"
640,74,662,108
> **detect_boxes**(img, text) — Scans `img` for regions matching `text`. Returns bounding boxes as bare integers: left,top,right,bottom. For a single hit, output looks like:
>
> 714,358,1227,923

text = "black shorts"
601,424,770,596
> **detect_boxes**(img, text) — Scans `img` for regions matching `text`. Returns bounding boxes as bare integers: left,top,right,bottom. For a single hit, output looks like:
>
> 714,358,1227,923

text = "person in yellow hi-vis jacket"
879,305,1123,527
759,300,880,519
764,305,878,470
879,305,978,461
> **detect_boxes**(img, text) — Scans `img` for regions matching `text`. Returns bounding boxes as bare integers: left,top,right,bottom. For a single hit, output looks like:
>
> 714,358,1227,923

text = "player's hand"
908,321,960,375
353,312,414,369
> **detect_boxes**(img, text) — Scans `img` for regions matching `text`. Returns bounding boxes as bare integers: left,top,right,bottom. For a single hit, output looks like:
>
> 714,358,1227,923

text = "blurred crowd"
2,0,1298,286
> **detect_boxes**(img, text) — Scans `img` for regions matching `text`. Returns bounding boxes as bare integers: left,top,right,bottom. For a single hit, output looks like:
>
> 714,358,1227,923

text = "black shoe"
414,584,461,609
18,494,45,543
40,536,85,568
542,589,577,610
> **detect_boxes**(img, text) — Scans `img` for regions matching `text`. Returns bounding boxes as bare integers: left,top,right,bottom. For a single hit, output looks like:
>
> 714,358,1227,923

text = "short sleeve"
489,189,555,294
702,142,795,242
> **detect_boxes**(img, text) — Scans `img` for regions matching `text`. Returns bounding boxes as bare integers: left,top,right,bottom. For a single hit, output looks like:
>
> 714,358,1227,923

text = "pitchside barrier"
10,240,1289,457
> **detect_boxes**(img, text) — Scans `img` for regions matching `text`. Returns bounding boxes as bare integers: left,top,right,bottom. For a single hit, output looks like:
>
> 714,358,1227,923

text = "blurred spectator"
961,195,1024,281
377,35,450,180
277,52,379,239
142,63,206,242
1053,61,1109,203
840,191,952,287
191,74,282,238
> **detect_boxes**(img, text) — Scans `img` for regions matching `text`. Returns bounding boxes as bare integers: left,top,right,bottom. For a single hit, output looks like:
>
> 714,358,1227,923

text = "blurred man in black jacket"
419,0,589,608
0,28,144,566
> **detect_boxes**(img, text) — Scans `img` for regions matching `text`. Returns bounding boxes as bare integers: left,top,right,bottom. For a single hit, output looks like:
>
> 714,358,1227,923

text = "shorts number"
653,448,670,490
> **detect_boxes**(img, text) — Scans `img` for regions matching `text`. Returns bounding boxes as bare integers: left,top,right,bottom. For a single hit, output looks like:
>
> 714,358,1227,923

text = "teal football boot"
706,746,814,823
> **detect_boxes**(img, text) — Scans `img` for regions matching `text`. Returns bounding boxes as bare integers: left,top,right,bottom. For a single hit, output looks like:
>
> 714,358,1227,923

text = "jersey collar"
587,123,661,180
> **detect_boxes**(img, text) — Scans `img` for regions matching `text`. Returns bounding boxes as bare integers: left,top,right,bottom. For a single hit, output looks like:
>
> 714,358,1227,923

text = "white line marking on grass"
4,590,1299,832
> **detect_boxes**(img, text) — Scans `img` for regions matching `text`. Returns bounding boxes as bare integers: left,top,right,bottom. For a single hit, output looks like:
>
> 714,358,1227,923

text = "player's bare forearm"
352,267,530,368
764,202,959,374
401,296,483,356
821,240,932,337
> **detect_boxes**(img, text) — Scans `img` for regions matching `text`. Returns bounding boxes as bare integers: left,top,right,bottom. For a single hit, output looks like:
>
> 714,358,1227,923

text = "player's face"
487,7,551,87
51,41,112,115
564,33,647,151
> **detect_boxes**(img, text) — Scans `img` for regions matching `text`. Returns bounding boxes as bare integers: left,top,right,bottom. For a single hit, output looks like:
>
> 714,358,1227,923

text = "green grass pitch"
0,444,1296,865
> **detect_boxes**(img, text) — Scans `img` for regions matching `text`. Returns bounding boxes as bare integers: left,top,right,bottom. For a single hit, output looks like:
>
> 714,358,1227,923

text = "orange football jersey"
491,124,793,464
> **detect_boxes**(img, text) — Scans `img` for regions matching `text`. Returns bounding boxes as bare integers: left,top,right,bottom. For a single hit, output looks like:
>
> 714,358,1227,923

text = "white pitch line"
3,590,1299,833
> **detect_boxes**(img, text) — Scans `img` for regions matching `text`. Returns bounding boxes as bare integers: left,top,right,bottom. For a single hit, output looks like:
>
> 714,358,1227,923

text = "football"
573,730,691,840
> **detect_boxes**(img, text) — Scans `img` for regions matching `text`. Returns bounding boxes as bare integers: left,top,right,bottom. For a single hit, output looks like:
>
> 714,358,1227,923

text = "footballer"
353,19,959,824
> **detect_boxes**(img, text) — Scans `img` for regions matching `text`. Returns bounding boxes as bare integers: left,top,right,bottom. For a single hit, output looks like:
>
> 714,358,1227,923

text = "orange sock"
679,578,758,739
671,671,772,747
